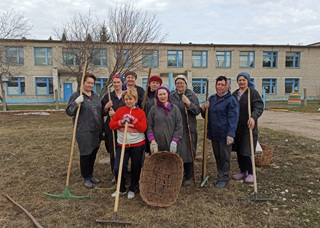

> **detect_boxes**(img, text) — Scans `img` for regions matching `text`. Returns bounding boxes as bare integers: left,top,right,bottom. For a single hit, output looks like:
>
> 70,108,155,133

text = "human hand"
109,107,115,117
124,114,135,121
150,141,158,154
226,136,234,146
247,117,255,129
120,116,130,125
75,95,84,104
201,101,210,110
182,94,191,106
105,100,113,110
170,141,177,153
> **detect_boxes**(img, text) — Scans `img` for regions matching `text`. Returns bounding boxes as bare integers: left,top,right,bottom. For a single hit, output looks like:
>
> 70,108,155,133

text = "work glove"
226,136,234,146
120,116,130,125
170,141,177,153
150,141,158,154
123,114,135,121
75,95,84,104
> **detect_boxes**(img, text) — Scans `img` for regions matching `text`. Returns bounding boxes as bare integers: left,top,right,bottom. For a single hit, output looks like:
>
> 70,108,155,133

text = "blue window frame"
92,49,107,66
192,78,207,95
5,46,24,65
142,50,159,68
117,49,132,67
262,78,277,94
7,77,25,95
167,50,183,68
285,78,300,94
216,51,231,68
192,51,207,68
263,51,277,68
93,78,108,94
35,77,53,95
62,48,79,66
34,47,53,66
239,51,255,68
286,52,300,68
142,78,148,91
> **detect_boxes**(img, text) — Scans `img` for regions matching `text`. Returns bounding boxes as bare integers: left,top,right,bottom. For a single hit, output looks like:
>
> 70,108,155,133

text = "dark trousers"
80,147,99,180
114,144,145,193
211,140,231,182
237,152,253,174
104,135,115,175
184,162,194,180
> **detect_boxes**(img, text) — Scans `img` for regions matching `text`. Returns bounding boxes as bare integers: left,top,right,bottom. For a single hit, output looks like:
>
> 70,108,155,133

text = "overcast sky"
1,0,320,45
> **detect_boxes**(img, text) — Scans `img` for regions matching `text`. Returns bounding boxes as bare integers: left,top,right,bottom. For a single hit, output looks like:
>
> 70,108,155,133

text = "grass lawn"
265,100,320,113
0,113,319,227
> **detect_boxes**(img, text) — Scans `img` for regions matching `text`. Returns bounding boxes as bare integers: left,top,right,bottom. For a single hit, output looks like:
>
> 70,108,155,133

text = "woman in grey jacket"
66,74,103,189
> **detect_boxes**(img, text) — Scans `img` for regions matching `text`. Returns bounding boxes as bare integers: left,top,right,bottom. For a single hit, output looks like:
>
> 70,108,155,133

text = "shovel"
201,79,209,187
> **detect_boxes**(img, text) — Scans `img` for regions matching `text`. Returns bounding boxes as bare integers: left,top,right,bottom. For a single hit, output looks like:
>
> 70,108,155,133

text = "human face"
112,78,123,91
237,76,248,90
157,89,168,105
150,81,161,92
83,77,95,93
216,80,227,94
175,79,186,93
125,75,136,88
124,95,137,109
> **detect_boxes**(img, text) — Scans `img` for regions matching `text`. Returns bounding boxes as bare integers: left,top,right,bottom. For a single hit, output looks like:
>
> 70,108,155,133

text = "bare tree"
0,9,33,111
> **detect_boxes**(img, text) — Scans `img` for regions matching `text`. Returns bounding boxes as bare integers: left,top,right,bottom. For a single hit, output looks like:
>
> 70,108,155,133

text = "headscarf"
155,86,171,116
112,74,126,90
237,72,255,89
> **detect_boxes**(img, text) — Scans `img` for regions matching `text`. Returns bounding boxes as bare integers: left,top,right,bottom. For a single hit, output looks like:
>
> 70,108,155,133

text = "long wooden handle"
202,79,209,179
248,88,258,193
66,59,88,186
185,106,197,184
114,122,128,213
141,68,152,111
107,84,116,159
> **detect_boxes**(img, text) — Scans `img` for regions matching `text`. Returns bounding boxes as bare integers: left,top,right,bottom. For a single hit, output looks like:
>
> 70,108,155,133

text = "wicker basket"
255,143,274,167
140,151,183,207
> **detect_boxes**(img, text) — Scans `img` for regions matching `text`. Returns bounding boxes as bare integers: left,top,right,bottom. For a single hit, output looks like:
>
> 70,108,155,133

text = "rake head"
96,212,133,225
238,192,276,202
43,186,89,199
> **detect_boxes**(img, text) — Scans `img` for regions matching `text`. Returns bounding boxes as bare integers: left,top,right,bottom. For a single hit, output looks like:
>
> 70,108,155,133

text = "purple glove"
124,114,135,121
120,117,130,125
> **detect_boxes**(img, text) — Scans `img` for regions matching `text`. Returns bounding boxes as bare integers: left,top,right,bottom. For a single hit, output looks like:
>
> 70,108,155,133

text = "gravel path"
259,110,320,141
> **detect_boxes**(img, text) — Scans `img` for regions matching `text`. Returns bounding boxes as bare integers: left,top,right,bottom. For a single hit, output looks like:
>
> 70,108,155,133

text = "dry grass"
0,112,319,228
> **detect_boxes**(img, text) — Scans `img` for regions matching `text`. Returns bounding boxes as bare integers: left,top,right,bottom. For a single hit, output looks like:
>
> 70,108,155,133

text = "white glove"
150,141,158,154
170,141,177,153
75,95,84,104
226,136,234,146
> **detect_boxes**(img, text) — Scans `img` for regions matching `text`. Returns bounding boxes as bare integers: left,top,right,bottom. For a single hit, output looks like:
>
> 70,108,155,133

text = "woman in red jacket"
109,88,147,199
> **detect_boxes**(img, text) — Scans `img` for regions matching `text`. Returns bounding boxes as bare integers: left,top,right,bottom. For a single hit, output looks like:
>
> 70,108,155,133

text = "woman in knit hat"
232,72,264,183
170,75,201,186
144,75,163,115
147,86,183,154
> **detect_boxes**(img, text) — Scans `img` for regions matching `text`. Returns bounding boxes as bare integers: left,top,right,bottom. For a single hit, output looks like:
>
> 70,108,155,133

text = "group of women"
66,71,264,198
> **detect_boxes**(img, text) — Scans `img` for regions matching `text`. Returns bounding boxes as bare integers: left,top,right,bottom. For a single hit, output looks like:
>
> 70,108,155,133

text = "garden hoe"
96,121,133,225
201,79,209,187
44,59,89,199
238,88,275,202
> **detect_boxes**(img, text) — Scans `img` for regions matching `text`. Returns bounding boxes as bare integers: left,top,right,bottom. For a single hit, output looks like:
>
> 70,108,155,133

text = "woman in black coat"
232,72,264,183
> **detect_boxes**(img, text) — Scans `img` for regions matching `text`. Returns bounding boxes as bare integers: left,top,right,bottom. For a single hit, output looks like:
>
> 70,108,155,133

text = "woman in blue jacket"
201,76,239,188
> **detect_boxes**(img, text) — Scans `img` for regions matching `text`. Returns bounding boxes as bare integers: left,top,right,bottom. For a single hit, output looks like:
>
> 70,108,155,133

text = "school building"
1,39,320,104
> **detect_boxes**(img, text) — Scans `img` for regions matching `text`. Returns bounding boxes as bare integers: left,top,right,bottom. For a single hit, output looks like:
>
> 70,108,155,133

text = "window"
239,51,254,68
142,78,148,91
93,78,108,94
192,51,207,68
263,51,277,68
7,77,25,95
5,47,24,65
192,78,207,95
167,50,183,67
117,49,132,67
286,52,300,68
62,48,79,66
142,50,159,68
285,78,300,93
262,78,277,94
216,51,231,68
34,47,53,66
92,49,107,66
35,77,53,95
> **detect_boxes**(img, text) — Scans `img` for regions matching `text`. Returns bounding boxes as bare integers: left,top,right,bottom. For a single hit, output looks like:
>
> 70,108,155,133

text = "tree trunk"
0,81,8,111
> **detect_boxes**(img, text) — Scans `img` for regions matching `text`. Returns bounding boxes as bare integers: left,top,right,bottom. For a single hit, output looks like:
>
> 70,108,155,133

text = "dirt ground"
259,110,320,141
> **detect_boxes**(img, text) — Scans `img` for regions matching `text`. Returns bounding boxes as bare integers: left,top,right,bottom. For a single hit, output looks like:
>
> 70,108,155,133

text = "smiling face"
83,77,95,93
112,77,123,91
150,81,161,92
125,75,136,88
124,94,137,109
216,80,227,94
157,88,168,105
175,79,186,93
237,76,248,90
